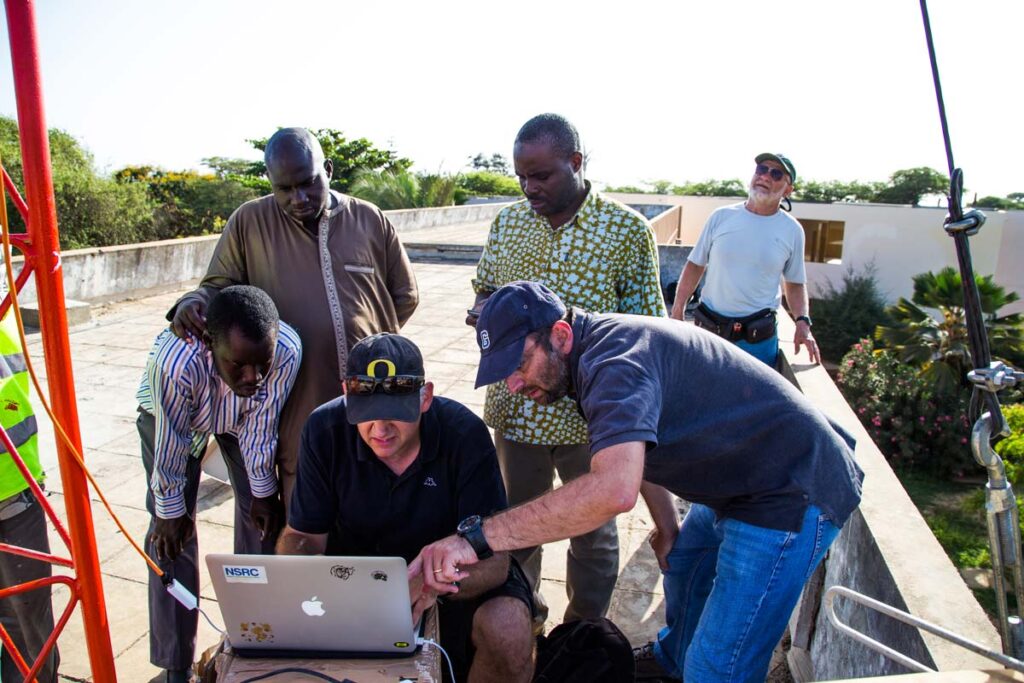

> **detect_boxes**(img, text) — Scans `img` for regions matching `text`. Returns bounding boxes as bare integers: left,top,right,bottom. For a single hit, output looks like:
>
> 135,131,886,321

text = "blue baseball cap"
474,281,567,388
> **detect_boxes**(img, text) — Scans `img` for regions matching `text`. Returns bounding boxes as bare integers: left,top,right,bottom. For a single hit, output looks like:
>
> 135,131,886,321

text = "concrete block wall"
10,204,515,306
384,202,510,233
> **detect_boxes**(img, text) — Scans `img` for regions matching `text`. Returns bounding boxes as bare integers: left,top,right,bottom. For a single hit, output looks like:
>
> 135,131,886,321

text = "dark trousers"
138,410,275,670
0,494,59,683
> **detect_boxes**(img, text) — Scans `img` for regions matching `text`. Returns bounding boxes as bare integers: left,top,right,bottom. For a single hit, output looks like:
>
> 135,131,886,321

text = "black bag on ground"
533,618,635,682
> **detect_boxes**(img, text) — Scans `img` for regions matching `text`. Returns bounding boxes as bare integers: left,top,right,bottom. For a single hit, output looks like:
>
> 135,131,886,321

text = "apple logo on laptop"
301,596,325,617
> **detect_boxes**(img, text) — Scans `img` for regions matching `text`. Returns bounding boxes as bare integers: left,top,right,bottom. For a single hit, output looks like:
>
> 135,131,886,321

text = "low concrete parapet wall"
17,203,687,306
11,204,516,305
384,202,511,232
777,315,1000,679
13,234,221,305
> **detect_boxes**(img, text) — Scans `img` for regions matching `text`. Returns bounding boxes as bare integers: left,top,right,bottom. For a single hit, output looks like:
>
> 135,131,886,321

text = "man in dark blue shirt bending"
412,281,864,683
277,333,534,683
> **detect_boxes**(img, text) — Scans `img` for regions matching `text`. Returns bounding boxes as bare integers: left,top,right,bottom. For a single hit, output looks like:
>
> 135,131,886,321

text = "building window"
799,219,845,264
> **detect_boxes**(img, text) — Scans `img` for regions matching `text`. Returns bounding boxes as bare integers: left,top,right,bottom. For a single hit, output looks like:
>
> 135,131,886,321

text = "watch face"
458,515,481,534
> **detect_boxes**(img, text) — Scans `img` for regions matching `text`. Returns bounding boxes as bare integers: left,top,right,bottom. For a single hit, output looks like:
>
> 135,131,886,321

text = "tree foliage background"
1,116,154,249
205,128,413,195
1,116,1019,249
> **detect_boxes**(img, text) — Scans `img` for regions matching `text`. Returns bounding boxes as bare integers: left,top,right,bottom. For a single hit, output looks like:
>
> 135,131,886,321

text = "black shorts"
437,557,534,682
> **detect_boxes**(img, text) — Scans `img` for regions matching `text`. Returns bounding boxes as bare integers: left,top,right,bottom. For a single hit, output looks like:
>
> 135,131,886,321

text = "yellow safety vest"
0,312,41,501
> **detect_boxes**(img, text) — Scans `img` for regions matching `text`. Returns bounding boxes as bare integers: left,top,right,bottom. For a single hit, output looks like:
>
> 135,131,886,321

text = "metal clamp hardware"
969,362,1024,393
944,208,986,236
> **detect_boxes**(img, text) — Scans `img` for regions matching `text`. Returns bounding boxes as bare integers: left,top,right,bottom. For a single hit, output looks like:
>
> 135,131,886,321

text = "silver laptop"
205,554,420,658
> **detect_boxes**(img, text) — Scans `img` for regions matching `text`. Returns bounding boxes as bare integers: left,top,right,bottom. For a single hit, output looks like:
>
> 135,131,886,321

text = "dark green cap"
755,153,796,183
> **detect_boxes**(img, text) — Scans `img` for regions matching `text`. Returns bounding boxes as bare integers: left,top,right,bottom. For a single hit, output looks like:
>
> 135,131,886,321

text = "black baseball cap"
474,281,567,388
755,152,797,183
344,333,425,424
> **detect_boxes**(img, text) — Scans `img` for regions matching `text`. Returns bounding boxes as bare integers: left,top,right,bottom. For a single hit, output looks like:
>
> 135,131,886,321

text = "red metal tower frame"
2,0,117,679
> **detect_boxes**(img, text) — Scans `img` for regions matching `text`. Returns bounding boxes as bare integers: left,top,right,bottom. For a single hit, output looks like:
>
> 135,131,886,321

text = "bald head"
265,127,325,168
264,128,333,230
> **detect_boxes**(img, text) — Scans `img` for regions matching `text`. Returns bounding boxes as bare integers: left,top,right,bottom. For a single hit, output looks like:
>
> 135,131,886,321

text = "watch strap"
458,517,494,560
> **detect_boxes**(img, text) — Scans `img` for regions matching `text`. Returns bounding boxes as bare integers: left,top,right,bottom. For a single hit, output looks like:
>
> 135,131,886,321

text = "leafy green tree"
875,267,1024,395
115,166,257,239
0,116,156,249
201,156,265,179
603,184,647,194
873,167,948,206
971,194,1024,211
468,153,510,175
243,128,412,194
793,179,884,204
349,170,457,210
671,179,746,197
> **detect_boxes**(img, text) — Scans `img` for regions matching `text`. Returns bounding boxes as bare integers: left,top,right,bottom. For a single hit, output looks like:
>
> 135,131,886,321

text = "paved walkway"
24,261,667,681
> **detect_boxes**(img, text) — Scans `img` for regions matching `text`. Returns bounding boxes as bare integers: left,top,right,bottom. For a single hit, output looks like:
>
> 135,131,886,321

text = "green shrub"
811,264,889,363
996,404,1024,486
456,171,521,199
837,338,976,476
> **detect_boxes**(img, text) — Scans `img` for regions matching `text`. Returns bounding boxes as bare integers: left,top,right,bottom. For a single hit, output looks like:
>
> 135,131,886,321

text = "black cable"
919,0,1002,422
919,0,956,182
239,668,356,683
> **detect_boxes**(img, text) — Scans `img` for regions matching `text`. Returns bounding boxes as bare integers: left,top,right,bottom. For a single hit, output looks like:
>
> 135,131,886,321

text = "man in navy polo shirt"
277,333,534,683
412,282,863,683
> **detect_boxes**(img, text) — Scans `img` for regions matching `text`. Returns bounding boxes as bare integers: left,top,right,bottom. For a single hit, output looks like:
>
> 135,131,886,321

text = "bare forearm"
783,281,810,318
275,525,327,555
671,262,705,318
640,481,679,535
483,442,645,552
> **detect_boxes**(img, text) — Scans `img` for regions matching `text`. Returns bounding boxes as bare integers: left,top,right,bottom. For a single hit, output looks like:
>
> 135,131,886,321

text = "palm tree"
349,170,457,210
875,267,1024,395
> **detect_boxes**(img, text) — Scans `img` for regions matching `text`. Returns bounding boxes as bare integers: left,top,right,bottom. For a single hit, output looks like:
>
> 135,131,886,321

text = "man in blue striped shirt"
137,285,301,683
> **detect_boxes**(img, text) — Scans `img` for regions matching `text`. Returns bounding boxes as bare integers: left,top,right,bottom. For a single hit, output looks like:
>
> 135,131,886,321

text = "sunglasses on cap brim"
344,374,425,396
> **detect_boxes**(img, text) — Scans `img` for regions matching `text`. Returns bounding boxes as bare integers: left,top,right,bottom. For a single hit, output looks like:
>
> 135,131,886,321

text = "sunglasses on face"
755,164,787,182
344,374,425,396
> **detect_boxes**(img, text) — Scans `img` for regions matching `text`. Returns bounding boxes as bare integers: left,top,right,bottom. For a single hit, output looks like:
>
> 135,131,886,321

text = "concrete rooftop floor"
23,261,670,681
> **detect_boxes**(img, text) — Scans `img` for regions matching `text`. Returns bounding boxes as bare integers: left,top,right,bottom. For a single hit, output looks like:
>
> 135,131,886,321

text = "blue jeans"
735,334,779,367
653,503,839,682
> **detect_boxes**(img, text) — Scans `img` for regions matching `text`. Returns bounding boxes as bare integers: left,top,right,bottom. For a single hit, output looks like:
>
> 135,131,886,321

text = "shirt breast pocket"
344,263,375,275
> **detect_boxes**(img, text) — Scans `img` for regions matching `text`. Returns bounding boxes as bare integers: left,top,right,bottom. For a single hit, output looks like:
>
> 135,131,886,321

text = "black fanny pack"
693,303,777,343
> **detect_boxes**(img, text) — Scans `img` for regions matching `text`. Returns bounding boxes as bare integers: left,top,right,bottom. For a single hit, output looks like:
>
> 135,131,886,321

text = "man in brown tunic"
170,127,419,507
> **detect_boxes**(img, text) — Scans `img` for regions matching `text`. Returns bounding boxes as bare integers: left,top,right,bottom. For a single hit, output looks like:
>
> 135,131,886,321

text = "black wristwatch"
796,315,813,327
456,515,494,560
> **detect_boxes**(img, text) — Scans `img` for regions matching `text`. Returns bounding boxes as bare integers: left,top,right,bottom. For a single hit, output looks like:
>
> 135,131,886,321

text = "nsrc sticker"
223,565,268,584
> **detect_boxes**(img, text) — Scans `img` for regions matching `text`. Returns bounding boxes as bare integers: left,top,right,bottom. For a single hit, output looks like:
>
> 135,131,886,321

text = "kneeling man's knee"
471,596,534,680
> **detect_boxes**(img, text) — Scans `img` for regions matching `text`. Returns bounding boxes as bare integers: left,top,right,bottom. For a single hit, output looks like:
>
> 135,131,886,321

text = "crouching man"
138,285,302,683
413,282,864,683
277,333,534,683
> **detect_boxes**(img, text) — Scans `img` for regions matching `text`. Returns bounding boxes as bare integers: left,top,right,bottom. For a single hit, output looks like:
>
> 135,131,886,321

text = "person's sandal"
632,641,681,681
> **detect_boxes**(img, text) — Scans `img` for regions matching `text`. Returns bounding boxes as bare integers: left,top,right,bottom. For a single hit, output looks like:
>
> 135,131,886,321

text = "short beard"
532,346,571,404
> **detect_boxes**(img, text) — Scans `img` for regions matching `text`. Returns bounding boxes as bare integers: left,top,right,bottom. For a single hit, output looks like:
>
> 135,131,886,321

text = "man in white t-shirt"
670,153,819,366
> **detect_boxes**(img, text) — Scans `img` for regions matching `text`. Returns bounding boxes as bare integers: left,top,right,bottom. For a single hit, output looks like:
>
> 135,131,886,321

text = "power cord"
198,604,225,636
418,636,455,682
239,669,356,682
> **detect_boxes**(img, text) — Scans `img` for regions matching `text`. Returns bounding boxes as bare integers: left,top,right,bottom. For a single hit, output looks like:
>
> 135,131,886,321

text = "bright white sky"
0,0,1020,198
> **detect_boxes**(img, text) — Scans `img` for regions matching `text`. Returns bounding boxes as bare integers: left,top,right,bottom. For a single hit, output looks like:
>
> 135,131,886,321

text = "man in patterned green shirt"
468,113,666,630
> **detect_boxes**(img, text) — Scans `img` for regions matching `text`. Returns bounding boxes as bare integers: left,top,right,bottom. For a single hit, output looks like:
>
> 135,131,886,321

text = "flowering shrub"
837,338,975,476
